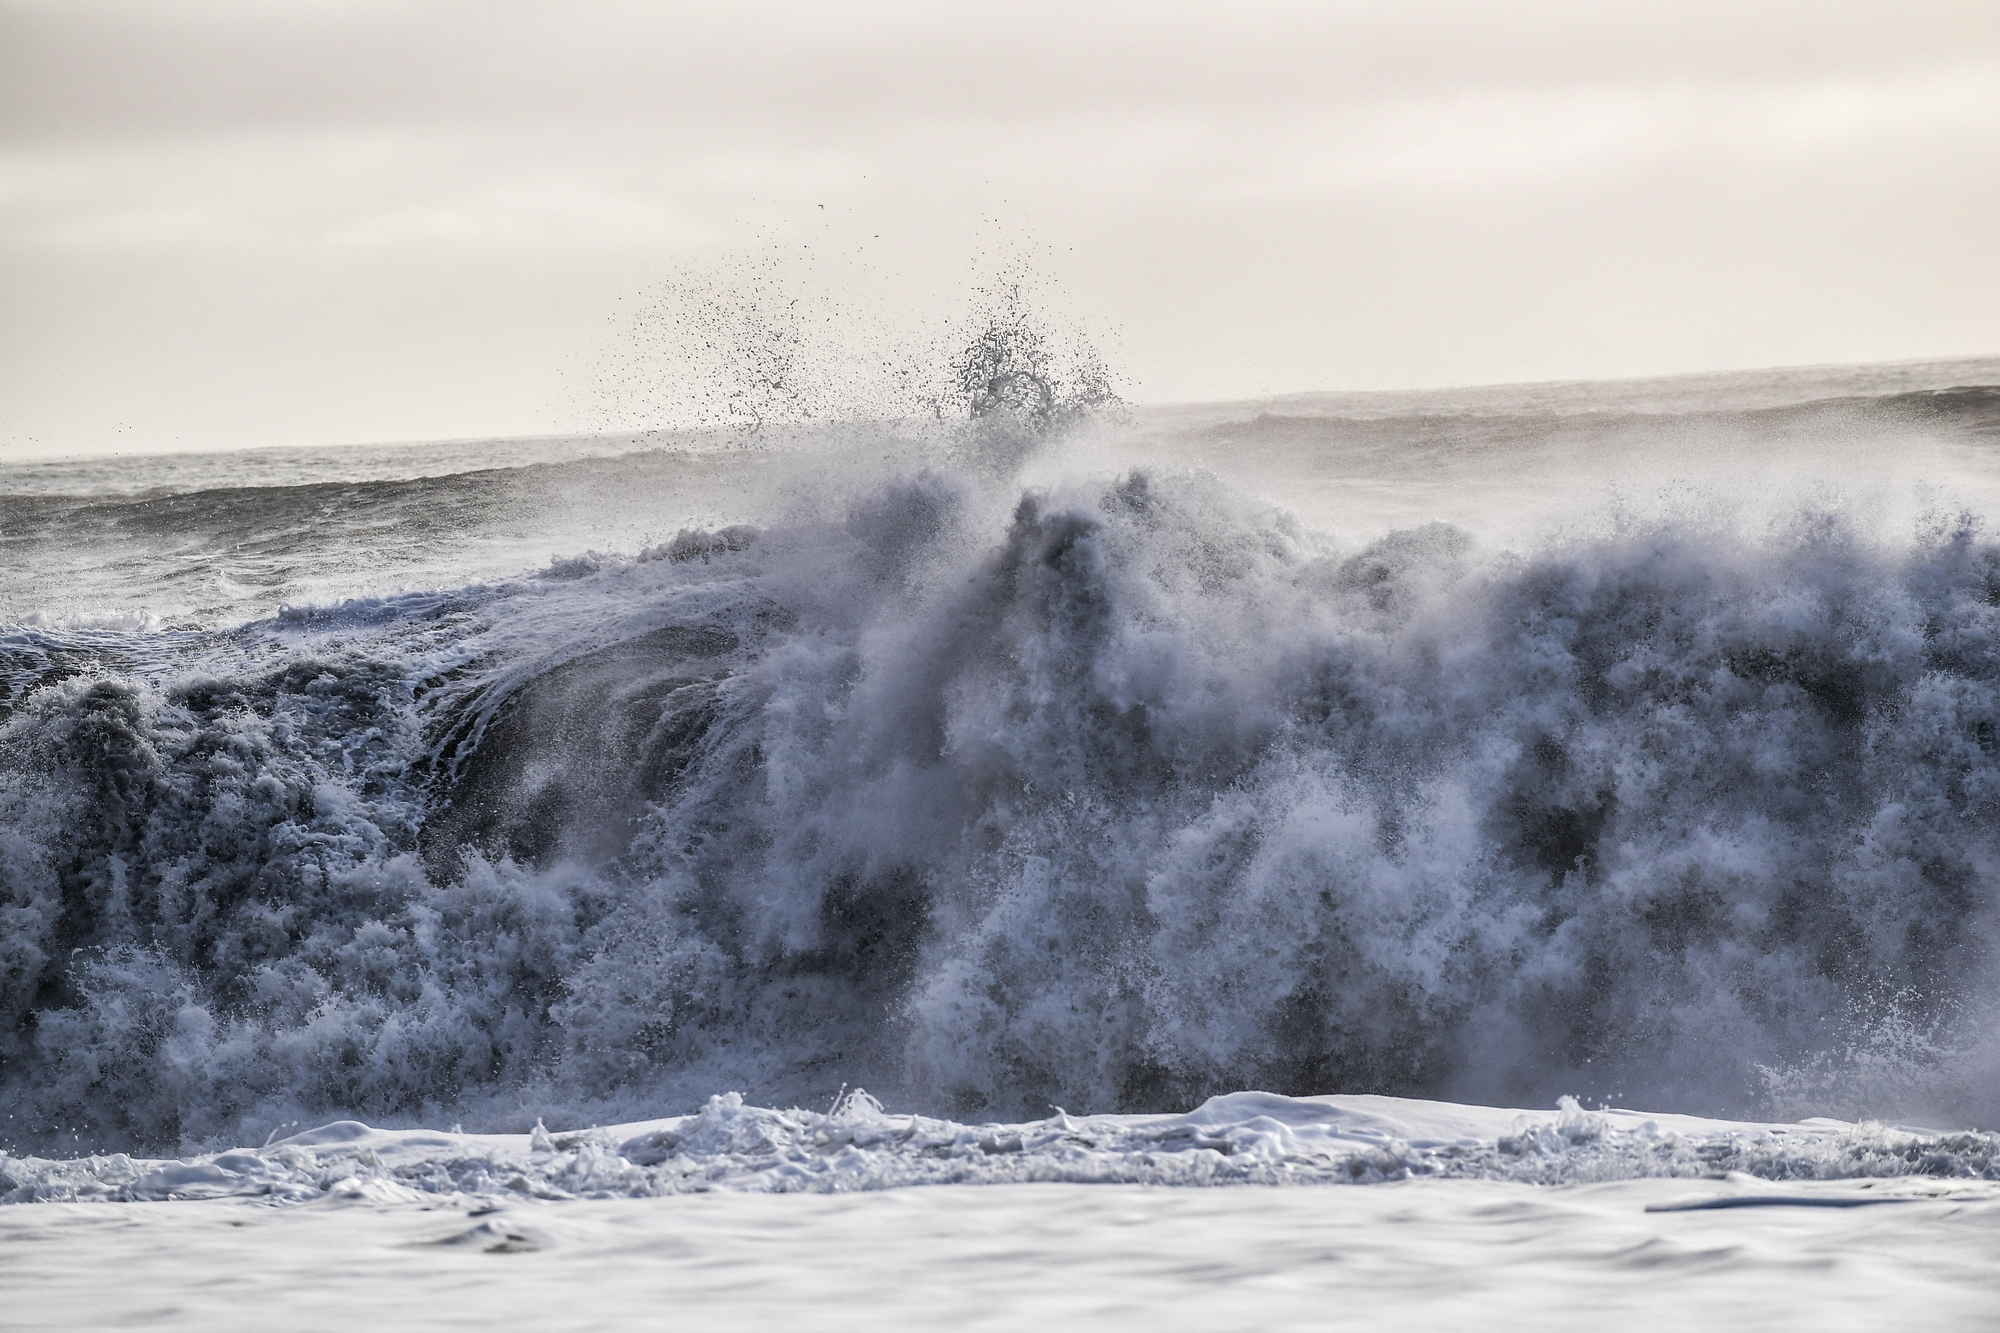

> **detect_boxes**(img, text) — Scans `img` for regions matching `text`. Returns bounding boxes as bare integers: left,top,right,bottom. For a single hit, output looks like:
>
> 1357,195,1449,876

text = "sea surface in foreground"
8,1179,1999,1332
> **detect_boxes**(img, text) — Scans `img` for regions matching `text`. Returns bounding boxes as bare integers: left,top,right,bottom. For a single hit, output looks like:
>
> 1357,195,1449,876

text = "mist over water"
3,333,2000,1154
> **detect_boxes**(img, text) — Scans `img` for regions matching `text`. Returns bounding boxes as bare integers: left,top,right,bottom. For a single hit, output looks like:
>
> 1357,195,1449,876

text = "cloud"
2,0,1996,454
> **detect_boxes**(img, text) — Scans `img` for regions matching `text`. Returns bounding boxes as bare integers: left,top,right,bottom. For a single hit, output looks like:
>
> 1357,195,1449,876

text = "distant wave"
6,380,1999,628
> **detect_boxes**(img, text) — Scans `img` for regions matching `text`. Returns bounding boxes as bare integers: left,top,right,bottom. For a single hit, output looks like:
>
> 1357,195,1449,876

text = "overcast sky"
3,0,1997,458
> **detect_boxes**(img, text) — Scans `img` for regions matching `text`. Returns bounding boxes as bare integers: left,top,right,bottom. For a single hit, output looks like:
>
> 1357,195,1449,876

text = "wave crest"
3,467,1999,1151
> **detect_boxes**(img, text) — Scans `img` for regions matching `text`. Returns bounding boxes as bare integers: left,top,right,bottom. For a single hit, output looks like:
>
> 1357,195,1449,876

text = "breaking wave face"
7,390,2000,1154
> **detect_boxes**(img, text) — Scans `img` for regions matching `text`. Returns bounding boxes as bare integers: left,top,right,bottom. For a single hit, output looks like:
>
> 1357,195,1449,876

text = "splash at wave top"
3,352,2000,1167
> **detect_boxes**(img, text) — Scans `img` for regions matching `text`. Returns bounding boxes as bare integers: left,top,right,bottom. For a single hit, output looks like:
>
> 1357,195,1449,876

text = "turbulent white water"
3,353,2000,1168
3,1091,1996,1204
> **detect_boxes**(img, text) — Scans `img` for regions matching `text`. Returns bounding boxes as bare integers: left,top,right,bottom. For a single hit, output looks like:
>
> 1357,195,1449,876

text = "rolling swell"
3,463,2000,1152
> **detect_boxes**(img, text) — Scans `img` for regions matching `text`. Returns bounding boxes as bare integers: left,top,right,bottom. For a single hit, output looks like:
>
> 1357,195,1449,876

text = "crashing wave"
5,445,2000,1155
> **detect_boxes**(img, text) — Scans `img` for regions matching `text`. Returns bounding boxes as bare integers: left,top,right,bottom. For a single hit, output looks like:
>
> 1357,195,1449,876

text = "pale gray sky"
3,0,1997,458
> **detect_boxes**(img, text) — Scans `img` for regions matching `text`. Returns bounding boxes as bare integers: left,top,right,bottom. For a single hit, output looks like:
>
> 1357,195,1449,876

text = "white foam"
3,1092,1993,1205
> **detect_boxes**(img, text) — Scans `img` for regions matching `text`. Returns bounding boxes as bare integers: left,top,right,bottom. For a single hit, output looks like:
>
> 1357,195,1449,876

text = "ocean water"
5,353,2000,1328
